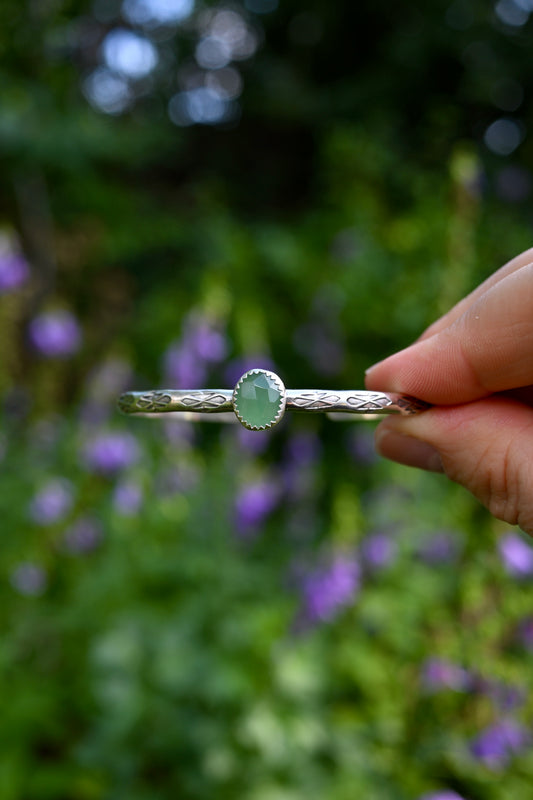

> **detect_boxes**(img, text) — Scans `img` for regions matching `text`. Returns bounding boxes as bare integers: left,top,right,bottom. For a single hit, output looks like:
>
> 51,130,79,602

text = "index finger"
365,262,533,405
418,248,533,342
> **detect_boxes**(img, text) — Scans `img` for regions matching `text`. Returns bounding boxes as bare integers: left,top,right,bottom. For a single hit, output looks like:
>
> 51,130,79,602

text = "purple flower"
163,314,228,388
83,431,140,475
186,317,227,363
301,554,360,624
348,429,378,465
29,478,74,525
113,479,144,515
224,355,276,387
0,252,30,292
471,719,530,770
10,562,47,596
29,310,82,358
517,616,533,651
163,419,195,448
418,792,467,800
235,478,280,538
285,430,321,467
498,532,533,578
360,530,397,571
163,343,207,389
283,430,321,500
234,424,271,455
417,530,462,565
63,517,103,554
483,681,527,712
420,658,471,693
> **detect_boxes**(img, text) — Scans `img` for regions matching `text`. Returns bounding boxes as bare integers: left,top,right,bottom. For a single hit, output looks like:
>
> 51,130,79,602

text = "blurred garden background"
2,0,533,798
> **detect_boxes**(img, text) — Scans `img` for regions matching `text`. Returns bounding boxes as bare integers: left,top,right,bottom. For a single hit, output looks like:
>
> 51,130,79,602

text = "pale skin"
364,248,533,536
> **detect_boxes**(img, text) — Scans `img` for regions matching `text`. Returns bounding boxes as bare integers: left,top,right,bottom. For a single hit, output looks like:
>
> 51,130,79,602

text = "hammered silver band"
118,368,430,430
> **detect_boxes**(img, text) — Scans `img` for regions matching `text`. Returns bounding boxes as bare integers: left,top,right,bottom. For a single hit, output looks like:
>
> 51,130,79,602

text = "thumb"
374,397,533,535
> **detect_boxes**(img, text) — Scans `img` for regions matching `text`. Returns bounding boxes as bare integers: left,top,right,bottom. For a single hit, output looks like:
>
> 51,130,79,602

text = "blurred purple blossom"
347,428,378,465
10,562,47,596
225,355,276,387
470,719,530,770
482,681,527,712
420,658,472,693
28,309,82,358
187,317,227,363
0,252,30,292
234,424,272,455
63,517,104,554
113,479,144,515
29,478,74,525
163,343,207,389
235,477,280,538
163,313,228,388
360,530,397,571
417,530,462,565
285,430,321,467
300,553,360,624
163,419,195,448
418,792,466,800
517,615,533,651
83,430,140,475
498,532,533,578
283,430,321,500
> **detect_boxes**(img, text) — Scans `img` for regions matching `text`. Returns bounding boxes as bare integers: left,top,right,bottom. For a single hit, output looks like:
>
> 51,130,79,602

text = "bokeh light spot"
102,28,158,78
122,0,194,26
494,0,530,26
83,66,133,114
195,36,232,70
168,87,235,126
205,67,243,99
199,9,258,61
484,118,524,155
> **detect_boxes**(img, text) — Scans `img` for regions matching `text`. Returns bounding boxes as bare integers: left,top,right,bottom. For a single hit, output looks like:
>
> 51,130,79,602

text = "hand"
365,248,533,535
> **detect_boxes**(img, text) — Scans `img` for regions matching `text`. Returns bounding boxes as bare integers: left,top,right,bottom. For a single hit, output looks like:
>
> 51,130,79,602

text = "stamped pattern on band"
346,393,393,412
136,392,173,411
290,392,342,410
395,395,432,415
180,392,228,410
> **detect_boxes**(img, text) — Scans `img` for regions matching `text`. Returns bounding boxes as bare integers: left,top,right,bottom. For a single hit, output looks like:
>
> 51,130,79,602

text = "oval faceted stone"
233,370,284,430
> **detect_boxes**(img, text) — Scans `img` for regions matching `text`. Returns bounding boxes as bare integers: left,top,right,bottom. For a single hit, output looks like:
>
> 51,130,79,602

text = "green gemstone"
234,371,283,430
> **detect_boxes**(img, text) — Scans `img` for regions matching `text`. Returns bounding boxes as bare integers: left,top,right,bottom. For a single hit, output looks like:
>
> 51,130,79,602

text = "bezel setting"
232,369,287,431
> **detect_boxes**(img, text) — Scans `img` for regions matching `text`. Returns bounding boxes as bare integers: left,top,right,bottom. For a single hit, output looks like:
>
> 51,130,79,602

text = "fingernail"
375,428,444,473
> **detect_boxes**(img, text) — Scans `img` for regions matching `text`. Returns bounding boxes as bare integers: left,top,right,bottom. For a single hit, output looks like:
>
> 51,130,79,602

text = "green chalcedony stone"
234,371,283,429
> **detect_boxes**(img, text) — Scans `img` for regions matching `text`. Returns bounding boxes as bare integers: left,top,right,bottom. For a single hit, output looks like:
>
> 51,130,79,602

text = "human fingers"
365,262,533,405
418,248,533,342
374,396,533,535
